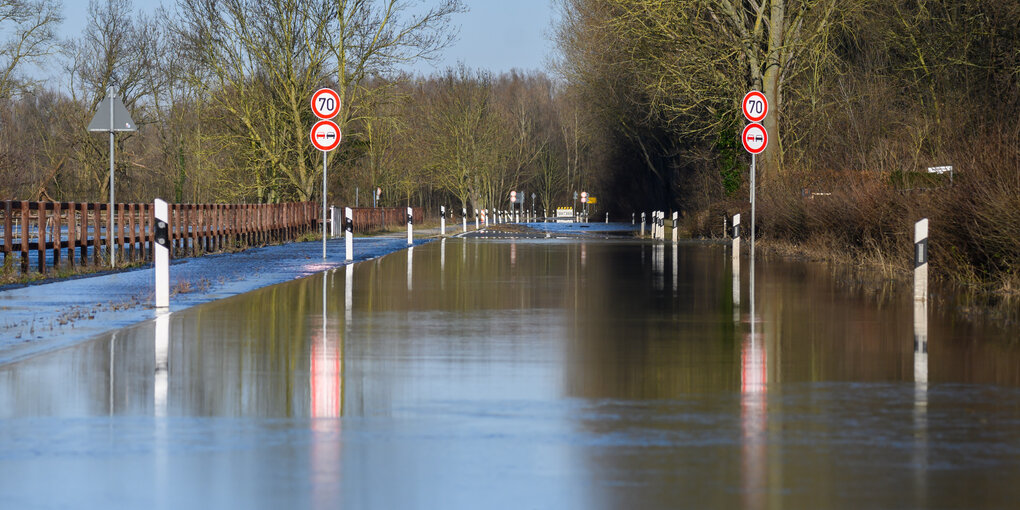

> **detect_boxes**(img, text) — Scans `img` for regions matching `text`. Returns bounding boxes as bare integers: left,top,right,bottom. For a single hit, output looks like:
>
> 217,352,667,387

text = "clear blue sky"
57,0,558,76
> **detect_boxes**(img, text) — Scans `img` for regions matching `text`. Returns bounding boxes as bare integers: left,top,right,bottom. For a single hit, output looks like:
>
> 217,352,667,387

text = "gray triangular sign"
88,95,137,132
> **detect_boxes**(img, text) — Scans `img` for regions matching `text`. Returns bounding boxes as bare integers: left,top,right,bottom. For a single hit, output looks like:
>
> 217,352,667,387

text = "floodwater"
1,237,1019,509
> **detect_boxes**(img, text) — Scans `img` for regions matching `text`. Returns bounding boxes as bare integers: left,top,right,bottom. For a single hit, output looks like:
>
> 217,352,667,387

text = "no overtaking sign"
311,120,341,152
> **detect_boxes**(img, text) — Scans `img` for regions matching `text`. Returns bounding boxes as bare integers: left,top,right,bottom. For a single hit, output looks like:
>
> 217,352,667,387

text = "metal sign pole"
750,153,756,329
322,151,327,260
108,86,115,268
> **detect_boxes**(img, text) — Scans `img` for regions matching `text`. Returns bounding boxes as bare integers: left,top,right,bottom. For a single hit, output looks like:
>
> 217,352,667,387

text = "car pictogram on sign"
310,120,342,151
741,123,768,154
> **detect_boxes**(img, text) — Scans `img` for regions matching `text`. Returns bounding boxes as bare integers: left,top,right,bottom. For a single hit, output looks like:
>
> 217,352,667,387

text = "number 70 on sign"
311,88,341,119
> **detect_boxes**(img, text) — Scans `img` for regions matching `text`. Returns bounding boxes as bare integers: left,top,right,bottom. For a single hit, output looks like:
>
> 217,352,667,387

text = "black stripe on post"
915,238,929,268
155,220,170,249
732,224,740,239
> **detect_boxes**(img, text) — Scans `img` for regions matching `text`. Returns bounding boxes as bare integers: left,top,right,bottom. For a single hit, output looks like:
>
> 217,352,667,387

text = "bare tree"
0,0,63,100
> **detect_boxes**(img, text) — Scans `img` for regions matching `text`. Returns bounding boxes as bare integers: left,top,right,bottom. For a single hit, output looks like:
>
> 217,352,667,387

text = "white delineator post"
154,199,170,309
330,206,337,238
462,207,468,233
914,219,929,302
640,212,646,237
406,206,414,246
671,212,678,243
344,207,353,261
732,214,741,265
475,209,479,230
441,206,446,236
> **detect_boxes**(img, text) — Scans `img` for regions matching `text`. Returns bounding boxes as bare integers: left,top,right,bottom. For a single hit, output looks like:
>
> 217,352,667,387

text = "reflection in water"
1,240,1020,509
652,242,663,290
346,264,353,324
672,243,678,292
407,246,413,291
154,312,170,418
741,329,767,510
311,273,342,418
913,299,929,505
311,271,343,505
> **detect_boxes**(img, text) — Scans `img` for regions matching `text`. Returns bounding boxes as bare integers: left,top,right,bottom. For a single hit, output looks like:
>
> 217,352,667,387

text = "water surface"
1,238,1018,509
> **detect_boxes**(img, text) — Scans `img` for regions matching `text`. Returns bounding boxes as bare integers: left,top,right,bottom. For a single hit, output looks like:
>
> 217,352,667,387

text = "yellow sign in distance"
588,197,597,204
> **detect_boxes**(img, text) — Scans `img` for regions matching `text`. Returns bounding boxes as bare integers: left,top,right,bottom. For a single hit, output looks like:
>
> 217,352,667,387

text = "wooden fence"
343,207,425,234
1,201,318,276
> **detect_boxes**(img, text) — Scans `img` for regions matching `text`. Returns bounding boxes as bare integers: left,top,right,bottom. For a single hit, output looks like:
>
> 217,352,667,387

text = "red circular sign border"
741,90,768,123
311,88,341,120
310,120,342,152
741,123,768,154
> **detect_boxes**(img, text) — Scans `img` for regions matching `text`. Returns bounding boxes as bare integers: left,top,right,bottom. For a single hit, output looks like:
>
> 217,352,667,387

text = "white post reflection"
672,244,678,293
741,330,767,509
311,272,343,506
345,264,353,324
653,243,664,290
511,241,517,269
108,333,116,415
741,245,766,510
311,274,342,418
154,311,170,507
732,255,741,322
154,311,170,417
407,246,414,291
441,238,446,291
913,298,929,498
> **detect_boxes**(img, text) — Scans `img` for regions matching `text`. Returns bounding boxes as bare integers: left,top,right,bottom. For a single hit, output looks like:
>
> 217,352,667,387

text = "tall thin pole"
108,85,115,268
322,151,327,260
750,153,756,327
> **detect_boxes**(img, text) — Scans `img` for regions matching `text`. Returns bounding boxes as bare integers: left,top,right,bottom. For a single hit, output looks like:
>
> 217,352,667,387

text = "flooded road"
2,237,1019,508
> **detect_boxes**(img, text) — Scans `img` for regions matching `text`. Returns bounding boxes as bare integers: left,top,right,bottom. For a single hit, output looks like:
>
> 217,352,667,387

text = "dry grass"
691,129,1020,299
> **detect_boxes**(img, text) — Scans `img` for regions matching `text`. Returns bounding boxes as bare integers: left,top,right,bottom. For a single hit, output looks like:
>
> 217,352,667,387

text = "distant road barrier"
1,200,318,276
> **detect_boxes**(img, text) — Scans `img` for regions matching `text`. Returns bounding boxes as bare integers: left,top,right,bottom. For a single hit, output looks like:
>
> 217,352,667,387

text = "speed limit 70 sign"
742,91,768,123
311,88,341,120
